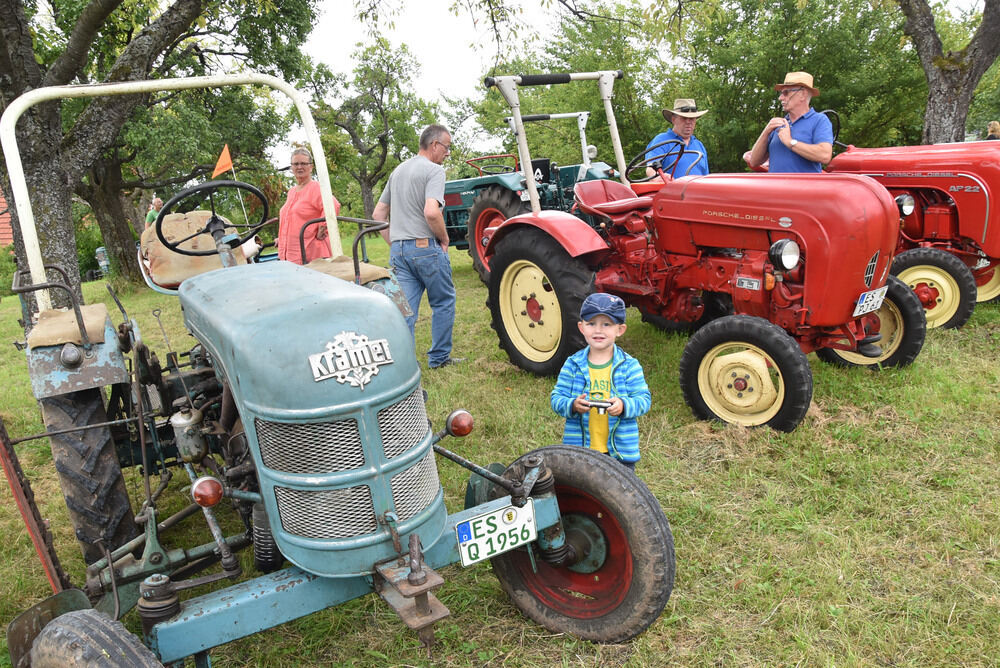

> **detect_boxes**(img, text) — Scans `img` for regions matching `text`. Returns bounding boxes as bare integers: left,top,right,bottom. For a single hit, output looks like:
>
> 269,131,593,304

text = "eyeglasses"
291,161,312,167
675,106,698,113
777,88,803,98
435,140,451,153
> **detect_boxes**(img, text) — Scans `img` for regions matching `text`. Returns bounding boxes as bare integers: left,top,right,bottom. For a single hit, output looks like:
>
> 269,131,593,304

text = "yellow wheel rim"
975,266,1000,302
897,264,961,329
498,259,563,363
831,298,903,366
696,344,784,426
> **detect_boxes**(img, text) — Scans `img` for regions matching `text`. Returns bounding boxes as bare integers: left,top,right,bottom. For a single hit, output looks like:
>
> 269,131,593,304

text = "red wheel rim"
473,207,506,270
504,483,633,619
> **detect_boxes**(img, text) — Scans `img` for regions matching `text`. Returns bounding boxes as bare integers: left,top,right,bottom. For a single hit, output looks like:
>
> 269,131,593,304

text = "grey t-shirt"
378,155,446,242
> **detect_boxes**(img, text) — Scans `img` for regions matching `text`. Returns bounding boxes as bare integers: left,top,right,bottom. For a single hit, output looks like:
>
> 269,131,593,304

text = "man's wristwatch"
789,139,799,147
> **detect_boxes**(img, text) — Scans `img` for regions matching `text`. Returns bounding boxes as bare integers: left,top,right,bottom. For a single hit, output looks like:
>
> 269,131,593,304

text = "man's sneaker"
431,357,465,369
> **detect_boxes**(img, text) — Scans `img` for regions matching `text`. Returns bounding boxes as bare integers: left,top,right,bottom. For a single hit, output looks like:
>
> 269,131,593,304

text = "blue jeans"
390,239,456,367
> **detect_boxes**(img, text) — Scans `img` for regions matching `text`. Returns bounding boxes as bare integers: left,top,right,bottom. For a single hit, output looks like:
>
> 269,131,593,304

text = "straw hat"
661,98,708,122
774,71,820,97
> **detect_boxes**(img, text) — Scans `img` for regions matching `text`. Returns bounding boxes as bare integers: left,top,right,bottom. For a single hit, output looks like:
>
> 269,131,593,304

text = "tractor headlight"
769,239,800,270
895,193,915,216
587,144,598,160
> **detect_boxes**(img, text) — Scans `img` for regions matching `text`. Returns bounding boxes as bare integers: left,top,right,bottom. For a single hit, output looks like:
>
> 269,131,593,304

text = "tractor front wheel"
490,446,674,643
468,186,530,284
679,315,812,431
816,275,926,369
487,227,594,376
39,389,139,565
891,247,977,329
30,609,162,667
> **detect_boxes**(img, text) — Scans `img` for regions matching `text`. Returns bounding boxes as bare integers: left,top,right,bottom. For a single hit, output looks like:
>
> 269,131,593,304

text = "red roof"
0,189,11,247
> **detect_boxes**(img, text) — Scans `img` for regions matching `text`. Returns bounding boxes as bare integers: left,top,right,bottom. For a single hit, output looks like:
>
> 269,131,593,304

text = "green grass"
2,237,1000,666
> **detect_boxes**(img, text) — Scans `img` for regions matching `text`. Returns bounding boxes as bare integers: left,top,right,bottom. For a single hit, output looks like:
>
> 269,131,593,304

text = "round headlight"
895,193,915,216
769,239,800,270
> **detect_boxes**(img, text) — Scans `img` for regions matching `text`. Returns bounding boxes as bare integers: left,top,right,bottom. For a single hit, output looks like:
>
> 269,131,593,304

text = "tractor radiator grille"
274,485,377,539
255,418,364,474
390,452,440,522
864,251,879,288
378,388,430,459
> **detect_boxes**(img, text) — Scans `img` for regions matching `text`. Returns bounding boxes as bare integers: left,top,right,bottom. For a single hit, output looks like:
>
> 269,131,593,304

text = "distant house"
0,188,12,247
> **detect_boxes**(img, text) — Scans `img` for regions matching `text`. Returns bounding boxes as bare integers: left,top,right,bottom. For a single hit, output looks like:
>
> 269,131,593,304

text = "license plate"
456,500,536,567
852,286,888,316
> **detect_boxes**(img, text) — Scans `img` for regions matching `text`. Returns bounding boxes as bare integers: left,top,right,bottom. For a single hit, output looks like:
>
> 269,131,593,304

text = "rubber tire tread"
468,185,530,284
487,227,594,376
490,445,674,643
39,389,138,565
679,315,812,432
253,502,284,573
891,247,977,329
815,275,926,369
30,609,162,667
639,292,733,334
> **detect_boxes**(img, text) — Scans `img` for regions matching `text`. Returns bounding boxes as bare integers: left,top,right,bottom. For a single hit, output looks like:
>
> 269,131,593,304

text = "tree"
313,39,437,218
0,0,316,308
897,0,1000,143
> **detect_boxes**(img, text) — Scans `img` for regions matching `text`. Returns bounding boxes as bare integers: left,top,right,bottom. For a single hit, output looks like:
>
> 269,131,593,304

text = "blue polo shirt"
767,108,833,173
645,129,709,176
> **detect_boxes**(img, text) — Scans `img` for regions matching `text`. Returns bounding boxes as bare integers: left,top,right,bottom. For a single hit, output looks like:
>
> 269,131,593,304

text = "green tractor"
443,111,618,282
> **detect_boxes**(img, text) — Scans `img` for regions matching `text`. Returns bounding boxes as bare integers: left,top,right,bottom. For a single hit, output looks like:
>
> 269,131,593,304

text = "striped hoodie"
550,345,651,463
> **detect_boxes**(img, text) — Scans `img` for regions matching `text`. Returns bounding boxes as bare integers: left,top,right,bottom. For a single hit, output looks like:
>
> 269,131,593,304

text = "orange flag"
212,144,233,178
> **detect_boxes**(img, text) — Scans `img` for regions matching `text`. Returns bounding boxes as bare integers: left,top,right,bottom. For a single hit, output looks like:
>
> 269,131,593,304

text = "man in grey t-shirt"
373,123,461,368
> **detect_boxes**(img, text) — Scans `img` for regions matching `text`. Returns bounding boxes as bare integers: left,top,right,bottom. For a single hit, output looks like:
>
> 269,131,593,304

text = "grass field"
2,237,999,666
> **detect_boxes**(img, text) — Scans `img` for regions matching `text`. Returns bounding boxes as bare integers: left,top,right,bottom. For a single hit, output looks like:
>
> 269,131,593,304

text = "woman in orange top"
277,148,341,264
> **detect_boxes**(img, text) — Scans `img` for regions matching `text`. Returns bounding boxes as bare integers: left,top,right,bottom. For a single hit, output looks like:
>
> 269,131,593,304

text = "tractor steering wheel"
480,164,516,174
625,139,703,182
155,180,269,257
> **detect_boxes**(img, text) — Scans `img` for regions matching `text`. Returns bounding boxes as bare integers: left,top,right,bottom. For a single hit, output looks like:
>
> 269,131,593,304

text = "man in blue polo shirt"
644,98,710,178
747,71,833,173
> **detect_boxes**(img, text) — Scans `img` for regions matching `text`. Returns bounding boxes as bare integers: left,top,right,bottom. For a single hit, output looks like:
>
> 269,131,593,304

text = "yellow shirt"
587,359,613,453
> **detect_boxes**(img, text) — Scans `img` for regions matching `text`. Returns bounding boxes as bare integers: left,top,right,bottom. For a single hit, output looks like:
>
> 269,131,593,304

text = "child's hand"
607,398,624,416
572,394,590,414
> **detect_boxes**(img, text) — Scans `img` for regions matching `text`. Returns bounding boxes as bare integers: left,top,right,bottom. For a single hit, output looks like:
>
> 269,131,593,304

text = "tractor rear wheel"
468,186,530,284
639,291,732,334
490,446,674,643
487,227,594,376
39,389,139,565
30,609,162,667
891,247,977,329
816,275,926,369
679,315,812,432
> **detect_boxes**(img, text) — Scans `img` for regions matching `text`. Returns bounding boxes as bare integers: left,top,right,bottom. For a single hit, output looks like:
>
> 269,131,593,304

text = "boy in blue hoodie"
550,293,651,469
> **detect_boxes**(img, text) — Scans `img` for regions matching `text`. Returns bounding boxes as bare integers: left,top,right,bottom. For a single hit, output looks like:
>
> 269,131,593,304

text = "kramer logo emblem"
309,331,393,389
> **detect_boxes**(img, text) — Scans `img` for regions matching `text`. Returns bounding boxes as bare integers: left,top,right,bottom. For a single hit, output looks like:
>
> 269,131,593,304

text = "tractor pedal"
856,333,883,358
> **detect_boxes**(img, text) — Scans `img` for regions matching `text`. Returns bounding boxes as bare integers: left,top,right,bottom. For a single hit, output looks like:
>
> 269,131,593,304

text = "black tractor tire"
816,275,926,369
487,227,594,376
252,502,284,573
679,315,812,432
639,291,733,334
891,247,977,329
468,186,530,284
30,609,163,667
490,446,674,643
39,389,139,565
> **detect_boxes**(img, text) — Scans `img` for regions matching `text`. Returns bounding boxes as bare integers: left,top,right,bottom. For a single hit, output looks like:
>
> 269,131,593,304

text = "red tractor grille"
864,251,879,288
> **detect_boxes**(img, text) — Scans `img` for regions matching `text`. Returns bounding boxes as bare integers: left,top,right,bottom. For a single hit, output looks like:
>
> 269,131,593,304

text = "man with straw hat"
747,71,833,173
643,98,710,178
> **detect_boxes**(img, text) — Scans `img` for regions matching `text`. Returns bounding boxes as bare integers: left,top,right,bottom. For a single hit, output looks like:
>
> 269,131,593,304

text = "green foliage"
74,203,103,277
0,246,15,298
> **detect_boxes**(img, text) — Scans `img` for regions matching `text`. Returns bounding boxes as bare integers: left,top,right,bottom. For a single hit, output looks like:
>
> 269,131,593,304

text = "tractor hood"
649,173,900,326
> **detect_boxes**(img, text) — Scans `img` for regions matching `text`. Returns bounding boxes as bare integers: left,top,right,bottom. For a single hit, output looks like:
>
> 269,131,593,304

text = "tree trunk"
360,179,377,219
77,159,143,282
897,0,1000,144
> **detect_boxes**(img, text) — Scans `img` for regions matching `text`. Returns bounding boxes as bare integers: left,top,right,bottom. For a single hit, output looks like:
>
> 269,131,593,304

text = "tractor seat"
140,211,248,289
574,180,652,231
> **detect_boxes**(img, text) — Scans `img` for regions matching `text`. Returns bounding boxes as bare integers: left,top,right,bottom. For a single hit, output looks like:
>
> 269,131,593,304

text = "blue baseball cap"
580,293,626,324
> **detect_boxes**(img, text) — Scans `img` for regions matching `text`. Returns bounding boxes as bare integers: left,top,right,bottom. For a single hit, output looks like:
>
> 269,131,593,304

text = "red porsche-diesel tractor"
826,139,1000,329
481,72,926,433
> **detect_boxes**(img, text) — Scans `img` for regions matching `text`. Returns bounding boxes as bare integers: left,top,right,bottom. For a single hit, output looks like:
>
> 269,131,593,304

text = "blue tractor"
1,75,674,666
443,111,618,282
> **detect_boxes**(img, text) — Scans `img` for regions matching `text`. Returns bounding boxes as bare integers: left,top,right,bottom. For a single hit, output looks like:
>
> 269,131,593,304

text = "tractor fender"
484,210,610,264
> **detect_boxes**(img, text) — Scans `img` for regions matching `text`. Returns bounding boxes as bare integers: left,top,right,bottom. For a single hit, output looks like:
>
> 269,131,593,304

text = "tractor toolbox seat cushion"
140,211,247,289
304,255,391,284
26,302,109,349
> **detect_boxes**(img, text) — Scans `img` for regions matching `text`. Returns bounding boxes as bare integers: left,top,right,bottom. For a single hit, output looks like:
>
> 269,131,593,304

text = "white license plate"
456,500,536,567
852,286,888,316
